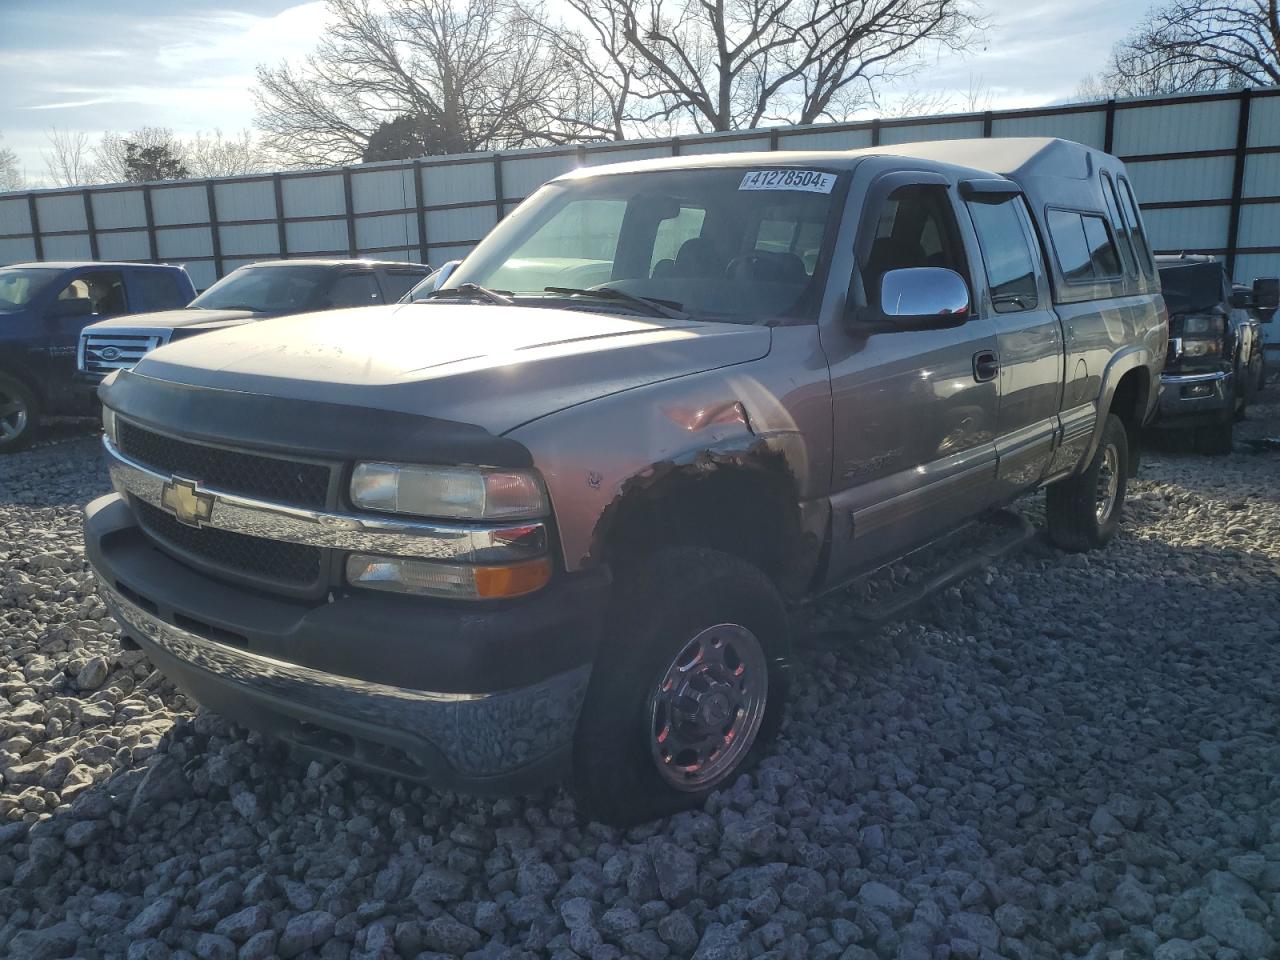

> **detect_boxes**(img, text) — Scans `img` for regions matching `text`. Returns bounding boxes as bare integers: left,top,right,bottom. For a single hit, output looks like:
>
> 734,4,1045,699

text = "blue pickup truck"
0,261,196,452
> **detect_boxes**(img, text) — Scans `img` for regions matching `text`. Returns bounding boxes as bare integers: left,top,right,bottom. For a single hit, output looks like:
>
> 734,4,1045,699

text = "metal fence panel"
98,230,151,261
1114,99,1240,155
212,180,276,223
91,189,147,230
1,87,1276,284
36,193,87,233
355,212,416,251
1237,202,1280,247
150,185,209,226
1142,205,1233,251
283,174,345,218
881,119,985,144
350,167,417,214
156,226,214,260
1243,152,1280,198
991,110,1106,147
285,218,347,254
219,222,280,257
423,160,494,205
1125,156,1236,203
502,153,578,199
426,206,496,246
42,234,93,260
780,127,873,150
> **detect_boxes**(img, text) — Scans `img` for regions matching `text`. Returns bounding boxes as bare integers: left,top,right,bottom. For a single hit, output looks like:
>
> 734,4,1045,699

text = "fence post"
82,190,99,260
206,181,223,279
982,111,993,138
493,153,505,222
412,160,429,265
26,194,42,260
1226,88,1253,281
273,174,288,258
1103,98,1117,154
142,185,159,263
870,118,881,147
342,168,358,257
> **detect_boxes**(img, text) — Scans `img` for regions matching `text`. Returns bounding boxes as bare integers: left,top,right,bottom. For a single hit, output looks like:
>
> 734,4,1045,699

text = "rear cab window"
1046,209,1123,284
378,269,429,303
131,269,191,310
965,194,1039,312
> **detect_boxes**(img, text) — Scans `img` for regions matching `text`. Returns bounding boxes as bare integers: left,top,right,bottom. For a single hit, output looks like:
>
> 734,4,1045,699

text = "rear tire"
0,373,40,454
572,547,790,826
1046,413,1128,552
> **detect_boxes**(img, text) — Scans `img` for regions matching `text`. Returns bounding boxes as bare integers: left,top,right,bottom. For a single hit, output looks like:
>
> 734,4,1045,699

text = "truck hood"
86,308,265,331
133,303,772,433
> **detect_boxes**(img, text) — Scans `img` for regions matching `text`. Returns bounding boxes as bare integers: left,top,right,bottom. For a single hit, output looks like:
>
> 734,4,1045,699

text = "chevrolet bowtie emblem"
160,478,215,527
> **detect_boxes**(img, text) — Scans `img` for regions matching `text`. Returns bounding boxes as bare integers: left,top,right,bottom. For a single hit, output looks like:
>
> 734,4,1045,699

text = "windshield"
447,166,843,323
1158,261,1228,316
191,265,332,312
0,268,60,312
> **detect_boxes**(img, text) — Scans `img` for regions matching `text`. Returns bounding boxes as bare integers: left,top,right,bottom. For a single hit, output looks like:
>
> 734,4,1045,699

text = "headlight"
346,553,552,600
102,407,118,444
1181,314,1224,337
350,462,548,520
1182,340,1222,358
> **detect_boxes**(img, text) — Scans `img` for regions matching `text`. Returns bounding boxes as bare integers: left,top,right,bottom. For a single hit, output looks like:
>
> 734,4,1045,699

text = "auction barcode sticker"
739,170,836,193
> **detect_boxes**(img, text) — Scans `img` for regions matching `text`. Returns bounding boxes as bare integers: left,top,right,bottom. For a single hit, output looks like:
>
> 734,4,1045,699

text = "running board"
841,510,1036,625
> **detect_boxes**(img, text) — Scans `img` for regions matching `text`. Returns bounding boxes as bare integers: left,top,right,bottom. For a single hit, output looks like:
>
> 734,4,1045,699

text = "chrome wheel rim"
1095,443,1119,523
0,389,27,442
647,623,768,792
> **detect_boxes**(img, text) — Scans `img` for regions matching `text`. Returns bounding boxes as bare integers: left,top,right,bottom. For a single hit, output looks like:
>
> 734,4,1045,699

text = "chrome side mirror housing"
880,266,971,322
431,260,462,293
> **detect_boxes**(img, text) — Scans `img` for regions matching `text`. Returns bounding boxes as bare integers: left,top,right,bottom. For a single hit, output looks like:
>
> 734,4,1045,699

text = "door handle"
973,350,999,382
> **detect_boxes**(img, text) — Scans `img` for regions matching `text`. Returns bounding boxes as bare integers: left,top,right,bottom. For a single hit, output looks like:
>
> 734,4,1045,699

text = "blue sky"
0,0,1152,184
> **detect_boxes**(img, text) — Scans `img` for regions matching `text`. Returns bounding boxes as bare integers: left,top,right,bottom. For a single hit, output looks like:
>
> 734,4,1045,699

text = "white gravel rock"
3,406,1280,959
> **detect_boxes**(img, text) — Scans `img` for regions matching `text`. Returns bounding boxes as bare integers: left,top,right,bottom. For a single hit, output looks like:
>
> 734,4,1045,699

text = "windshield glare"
448,167,842,323
191,265,331,313
0,268,59,312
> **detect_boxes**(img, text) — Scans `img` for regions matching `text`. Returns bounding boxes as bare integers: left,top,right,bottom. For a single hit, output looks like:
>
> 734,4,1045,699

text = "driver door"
821,173,1001,585
45,270,129,404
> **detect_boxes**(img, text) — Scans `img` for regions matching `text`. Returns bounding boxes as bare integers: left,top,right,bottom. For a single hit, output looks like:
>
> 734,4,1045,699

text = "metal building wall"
1,87,1277,287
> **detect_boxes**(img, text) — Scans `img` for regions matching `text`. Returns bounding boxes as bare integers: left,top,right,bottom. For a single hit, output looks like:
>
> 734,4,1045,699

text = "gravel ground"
2,403,1279,960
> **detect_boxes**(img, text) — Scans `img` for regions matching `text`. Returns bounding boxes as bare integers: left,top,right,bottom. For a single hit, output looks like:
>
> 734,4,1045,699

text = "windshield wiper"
426,283,513,305
544,286,689,321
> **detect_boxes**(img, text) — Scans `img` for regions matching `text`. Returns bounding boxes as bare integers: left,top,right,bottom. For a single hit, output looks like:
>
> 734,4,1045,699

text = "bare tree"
0,135,23,193
43,128,99,187
1097,0,1276,95
561,0,982,133
185,129,267,177
254,0,601,167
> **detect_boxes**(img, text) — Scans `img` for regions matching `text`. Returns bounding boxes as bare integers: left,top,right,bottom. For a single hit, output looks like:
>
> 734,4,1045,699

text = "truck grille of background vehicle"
117,420,332,509
81,333,168,375
134,499,323,587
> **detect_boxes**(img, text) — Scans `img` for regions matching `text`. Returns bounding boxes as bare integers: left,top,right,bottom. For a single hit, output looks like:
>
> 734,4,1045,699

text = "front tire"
0,374,40,454
1046,412,1128,552
572,548,790,826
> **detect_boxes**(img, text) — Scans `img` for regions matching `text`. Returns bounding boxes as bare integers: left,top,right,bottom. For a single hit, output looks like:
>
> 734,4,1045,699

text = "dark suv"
1153,255,1276,454
78,259,430,384
0,261,196,452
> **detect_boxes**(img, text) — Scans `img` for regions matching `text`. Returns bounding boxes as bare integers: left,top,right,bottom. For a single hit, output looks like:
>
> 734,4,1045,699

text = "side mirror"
857,267,970,332
46,298,94,320
1253,277,1279,310
429,260,462,293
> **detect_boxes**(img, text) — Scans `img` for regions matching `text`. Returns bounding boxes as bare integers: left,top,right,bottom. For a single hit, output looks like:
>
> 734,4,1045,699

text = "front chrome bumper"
104,435,546,563
1156,369,1234,422
96,576,590,785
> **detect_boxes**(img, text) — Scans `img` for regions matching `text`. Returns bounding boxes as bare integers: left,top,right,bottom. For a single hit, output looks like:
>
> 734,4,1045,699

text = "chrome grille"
80,329,169,375
117,420,332,510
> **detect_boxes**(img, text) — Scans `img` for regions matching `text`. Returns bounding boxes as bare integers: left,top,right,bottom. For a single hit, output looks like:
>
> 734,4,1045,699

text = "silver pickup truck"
85,137,1166,824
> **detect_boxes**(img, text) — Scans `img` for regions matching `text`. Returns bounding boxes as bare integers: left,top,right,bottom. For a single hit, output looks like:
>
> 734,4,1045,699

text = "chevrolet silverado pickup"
85,138,1166,824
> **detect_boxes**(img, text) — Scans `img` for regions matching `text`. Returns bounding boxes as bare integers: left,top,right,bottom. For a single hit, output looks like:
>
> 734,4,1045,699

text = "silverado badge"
160,478,215,528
